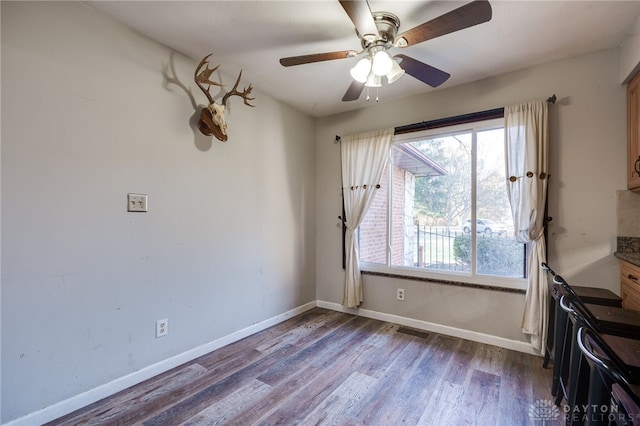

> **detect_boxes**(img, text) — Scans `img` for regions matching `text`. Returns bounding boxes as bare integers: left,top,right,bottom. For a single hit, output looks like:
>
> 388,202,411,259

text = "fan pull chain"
364,87,380,102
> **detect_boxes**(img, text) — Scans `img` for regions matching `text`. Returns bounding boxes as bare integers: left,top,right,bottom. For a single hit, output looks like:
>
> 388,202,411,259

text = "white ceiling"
86,1,640,118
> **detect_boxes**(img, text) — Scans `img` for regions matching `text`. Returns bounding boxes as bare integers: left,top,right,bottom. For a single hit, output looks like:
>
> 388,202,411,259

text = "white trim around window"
358,118,528,291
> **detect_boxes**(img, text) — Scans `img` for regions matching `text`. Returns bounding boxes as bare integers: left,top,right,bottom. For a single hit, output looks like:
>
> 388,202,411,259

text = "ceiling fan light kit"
279,0,492,102
386,60,405,84
371,50,393,76
350,57,372,83
349,50,398,85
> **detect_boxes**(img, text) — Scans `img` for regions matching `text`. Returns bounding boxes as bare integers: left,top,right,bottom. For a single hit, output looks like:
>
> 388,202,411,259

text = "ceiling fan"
279,0,492,101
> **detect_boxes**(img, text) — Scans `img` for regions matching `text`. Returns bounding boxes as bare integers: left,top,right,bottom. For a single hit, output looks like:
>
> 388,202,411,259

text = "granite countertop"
614,252,640,268
615,237,640,268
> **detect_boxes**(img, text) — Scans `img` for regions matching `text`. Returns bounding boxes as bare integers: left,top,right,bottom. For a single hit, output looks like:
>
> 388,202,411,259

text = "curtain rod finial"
547,94,557,104
335,135,341,143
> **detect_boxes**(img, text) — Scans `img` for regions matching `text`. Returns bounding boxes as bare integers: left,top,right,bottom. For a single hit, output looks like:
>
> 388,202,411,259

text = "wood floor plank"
460,368,502,424
300,371,378,425
347,336,433,424
496,354,531,425
224,317,386,425
366,334,461,426
254,310,349,354
528,354,564,426
261,321,414,425
47,308,553,426
48,363,209,426
139,344,301,425
441,337,477,386
473,342,508,376
197,310,347,369
179,379,272,426
354,325,413,380
417,380,465,425
144,316,375,425
137,313,358,424
255,316,374,386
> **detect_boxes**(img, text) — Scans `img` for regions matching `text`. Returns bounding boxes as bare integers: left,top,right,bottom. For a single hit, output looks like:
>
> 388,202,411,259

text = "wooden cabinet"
627,72,640,191
621,260,640,311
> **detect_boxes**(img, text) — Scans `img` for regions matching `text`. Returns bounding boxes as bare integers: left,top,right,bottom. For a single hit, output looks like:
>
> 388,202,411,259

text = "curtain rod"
335,94,557,142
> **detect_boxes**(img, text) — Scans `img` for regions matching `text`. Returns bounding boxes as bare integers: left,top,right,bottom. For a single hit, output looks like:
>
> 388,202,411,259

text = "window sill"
361,269,526,294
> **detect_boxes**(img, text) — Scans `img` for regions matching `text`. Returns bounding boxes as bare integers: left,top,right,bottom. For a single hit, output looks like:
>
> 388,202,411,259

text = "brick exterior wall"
359,165,414,265
358,166,388,264
391,167,407,265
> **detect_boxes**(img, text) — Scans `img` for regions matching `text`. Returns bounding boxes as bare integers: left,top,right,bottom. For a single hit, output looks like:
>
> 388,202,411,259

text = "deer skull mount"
194,54,255,142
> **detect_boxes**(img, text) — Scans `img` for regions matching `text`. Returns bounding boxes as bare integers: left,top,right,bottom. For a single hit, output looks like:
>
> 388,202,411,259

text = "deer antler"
193,53,255,141
221,70,255,107
194,54,223,105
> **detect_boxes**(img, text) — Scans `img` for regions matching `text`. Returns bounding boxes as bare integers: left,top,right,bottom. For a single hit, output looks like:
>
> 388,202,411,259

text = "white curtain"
341,128,394,308
505,100,549,354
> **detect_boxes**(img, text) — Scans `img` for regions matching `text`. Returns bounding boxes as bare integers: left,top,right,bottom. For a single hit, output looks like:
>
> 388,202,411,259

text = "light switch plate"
127,193,148,212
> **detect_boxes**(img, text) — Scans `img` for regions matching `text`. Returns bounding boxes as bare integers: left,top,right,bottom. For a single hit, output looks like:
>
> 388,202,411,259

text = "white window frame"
359,118,527,291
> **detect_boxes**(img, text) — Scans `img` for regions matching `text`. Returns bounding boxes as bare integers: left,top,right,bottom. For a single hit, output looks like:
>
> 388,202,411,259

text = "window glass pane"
357,118,527,285
358,164,388,264
476,128,525,278
390,133,472,272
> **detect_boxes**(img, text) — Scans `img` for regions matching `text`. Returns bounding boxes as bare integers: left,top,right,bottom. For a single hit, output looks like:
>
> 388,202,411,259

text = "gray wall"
315,48,628,345
1,2,316,423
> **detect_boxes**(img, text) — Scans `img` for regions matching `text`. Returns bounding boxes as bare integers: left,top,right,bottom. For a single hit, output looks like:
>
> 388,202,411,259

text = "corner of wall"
621,12,640,83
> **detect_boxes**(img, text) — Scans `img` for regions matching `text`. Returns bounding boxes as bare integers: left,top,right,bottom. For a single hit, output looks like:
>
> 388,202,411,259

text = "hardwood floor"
47,308,559,426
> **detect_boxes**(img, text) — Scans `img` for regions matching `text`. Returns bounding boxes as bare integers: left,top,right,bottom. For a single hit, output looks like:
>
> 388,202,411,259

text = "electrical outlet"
156,319,168,338
128,193,148,212
397,288,405,301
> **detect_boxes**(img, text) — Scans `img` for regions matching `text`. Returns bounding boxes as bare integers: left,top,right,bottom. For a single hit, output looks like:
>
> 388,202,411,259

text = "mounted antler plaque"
194,53,255,141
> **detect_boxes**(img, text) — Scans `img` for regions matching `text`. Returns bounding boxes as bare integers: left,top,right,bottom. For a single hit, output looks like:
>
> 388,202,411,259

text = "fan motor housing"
358,11,400,49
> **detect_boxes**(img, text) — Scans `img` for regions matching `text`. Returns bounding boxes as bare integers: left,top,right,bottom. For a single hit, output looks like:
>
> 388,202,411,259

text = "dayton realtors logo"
528,399,561,424
529,399,638,424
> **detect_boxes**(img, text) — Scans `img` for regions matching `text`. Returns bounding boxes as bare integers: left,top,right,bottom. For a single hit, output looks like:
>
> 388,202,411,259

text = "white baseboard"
7,299,535,425
316,300,538,356
5,301,317,426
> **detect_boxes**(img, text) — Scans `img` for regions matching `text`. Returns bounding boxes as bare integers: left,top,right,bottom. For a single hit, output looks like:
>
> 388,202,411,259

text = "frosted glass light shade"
371,50,393,76
350,57,372,83
386,60,405,84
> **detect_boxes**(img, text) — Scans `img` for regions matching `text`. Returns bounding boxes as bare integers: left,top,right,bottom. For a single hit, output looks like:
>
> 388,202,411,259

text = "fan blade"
339,0,378,40
279,51,355,67
394,0,492,47
395,54,450,87
342,80,365,101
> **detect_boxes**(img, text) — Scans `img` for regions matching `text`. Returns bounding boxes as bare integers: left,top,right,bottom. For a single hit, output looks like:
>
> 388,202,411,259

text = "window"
358,118,526,289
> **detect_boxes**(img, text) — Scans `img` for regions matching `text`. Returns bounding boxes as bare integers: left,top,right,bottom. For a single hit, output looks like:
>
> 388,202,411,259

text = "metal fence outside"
414,225,519,274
